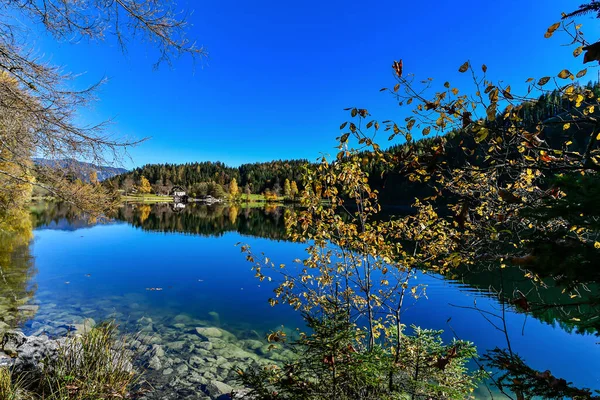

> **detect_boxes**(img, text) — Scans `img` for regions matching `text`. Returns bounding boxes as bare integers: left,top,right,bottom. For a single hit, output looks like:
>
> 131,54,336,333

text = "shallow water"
1,201,599,398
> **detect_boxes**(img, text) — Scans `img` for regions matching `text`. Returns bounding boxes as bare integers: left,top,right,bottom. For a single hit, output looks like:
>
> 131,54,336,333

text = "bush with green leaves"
239,311,481,400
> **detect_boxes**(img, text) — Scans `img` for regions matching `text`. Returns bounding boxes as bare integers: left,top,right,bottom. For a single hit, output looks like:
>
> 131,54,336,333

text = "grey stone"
162,368,173,375
1,331,27,356
151,344,165,357
197,341,213,351
175,363,188,374
0,351,14,368
195,327,222,339
148,355,162,370
165,341,187,351
205,380,233,399
206,338,227,349
241,339,263,350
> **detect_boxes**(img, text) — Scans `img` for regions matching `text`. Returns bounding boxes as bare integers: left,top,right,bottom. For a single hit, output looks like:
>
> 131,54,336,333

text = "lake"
1,201,599,398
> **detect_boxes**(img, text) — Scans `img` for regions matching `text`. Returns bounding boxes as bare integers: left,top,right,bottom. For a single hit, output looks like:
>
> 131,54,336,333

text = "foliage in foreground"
1,323,136,400
239,312,480,400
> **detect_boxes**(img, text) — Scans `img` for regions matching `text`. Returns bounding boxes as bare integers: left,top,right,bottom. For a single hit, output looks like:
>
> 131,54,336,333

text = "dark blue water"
11,203,600,397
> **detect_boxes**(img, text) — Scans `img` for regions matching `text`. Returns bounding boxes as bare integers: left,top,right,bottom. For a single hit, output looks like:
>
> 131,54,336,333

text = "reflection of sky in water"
27,217,600,396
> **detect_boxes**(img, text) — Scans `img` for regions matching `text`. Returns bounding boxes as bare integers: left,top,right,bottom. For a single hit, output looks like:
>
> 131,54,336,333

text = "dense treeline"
107,81,600,204
106,159,310,198
362,80,600,204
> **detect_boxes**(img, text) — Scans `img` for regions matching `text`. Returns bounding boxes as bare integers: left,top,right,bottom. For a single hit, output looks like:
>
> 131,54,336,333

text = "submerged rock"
195,327,223,339
148,355,162,370
205,380,233,399
208,311,220,326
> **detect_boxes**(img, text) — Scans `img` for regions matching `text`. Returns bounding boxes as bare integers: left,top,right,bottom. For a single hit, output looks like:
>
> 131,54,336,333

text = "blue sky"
24,0,600,169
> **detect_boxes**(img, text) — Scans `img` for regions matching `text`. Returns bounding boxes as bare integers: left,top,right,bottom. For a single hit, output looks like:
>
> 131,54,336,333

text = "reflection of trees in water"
116,203,289,240
30,201,95,230
0,208,37,329
446,263,600,337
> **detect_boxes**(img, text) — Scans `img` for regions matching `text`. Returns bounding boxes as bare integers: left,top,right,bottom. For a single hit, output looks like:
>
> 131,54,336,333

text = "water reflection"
0,201,597,396
0,208,37,329
118,203,288,240
25,201,600,339
31,201,290,241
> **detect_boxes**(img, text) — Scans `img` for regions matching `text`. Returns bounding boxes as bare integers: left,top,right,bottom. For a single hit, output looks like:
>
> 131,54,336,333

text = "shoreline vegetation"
1,0,600,398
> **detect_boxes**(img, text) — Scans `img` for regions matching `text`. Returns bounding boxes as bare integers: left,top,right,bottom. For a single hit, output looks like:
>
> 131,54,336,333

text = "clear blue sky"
24,0,600,169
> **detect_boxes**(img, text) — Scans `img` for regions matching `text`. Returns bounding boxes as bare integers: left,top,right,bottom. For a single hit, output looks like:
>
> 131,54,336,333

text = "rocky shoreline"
0,313,295,400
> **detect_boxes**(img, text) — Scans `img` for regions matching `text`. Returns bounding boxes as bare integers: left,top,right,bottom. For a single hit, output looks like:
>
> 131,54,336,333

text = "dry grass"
40,322,136,400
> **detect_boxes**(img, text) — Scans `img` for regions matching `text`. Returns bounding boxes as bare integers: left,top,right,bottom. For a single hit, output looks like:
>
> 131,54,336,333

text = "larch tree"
290,180,299,200
229,178,239,198
137,176,152,195
283,178,291,198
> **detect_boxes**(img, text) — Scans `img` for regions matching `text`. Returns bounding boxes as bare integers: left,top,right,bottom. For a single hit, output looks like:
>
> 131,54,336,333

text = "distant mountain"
33,158,128,182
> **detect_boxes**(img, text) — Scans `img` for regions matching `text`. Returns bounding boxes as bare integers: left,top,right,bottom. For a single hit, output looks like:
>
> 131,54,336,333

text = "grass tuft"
39,321,136,400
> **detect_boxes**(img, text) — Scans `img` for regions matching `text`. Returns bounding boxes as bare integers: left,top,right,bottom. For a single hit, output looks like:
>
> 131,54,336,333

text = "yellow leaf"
563,123,571,130
422,126,431,136
558,69,571,79
596,132,600,141
452,88,459,95
547,22,560,33
573,46,584,57
576,68,587,78
458,61,470,73
538,77,551,86
595,242,600,249
475,128,489,143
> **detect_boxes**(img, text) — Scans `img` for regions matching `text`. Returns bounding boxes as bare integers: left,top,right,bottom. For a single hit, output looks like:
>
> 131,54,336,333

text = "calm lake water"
1,201,599,398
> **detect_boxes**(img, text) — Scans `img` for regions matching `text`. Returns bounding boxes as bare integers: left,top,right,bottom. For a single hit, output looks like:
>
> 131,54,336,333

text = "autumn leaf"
393,59,403,77
458,61,470,73
475,127,489,143
544,22,560,38
576,69,587,78
537,77,551,86
557,69,571,79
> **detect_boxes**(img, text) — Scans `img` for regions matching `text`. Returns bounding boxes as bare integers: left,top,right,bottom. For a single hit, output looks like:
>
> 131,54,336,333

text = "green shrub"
238,312,481,400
